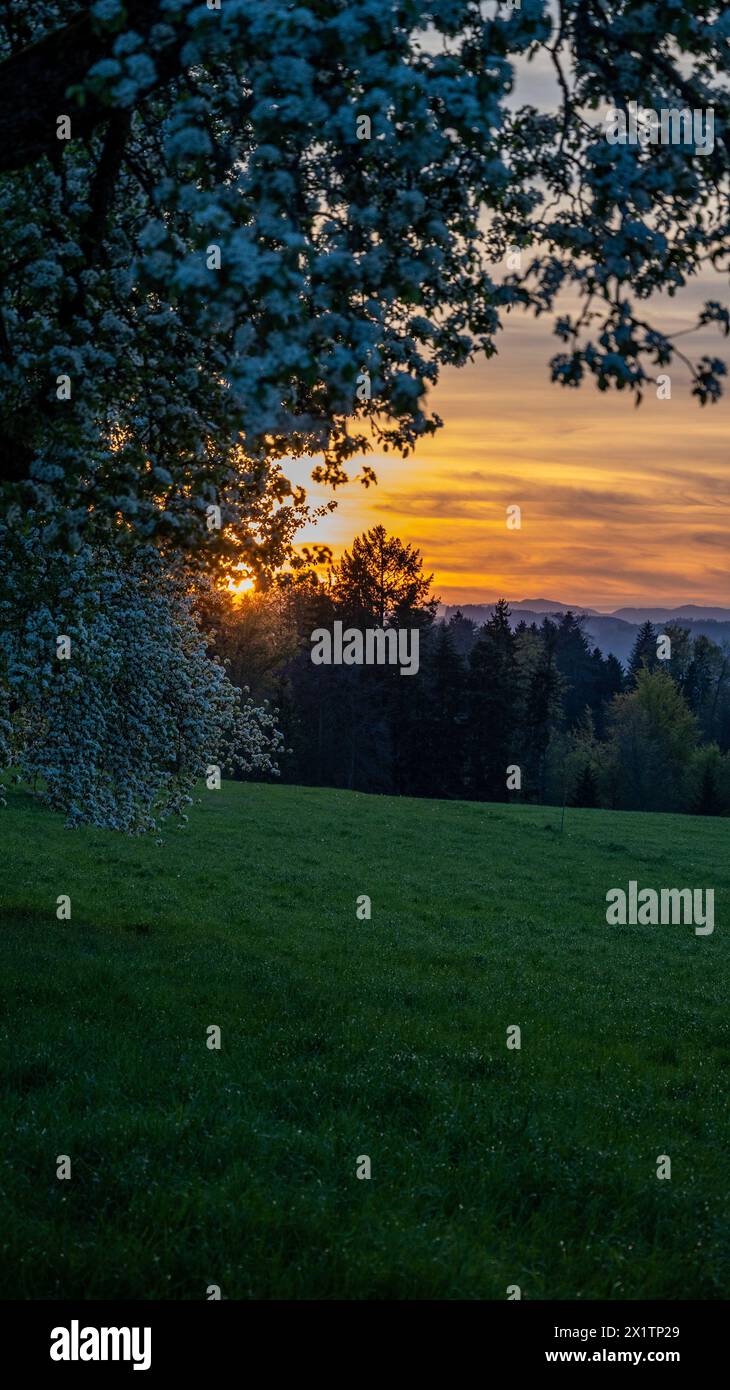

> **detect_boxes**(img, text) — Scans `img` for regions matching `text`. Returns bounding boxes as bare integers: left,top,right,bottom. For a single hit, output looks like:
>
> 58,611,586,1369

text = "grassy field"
1,781,727,1300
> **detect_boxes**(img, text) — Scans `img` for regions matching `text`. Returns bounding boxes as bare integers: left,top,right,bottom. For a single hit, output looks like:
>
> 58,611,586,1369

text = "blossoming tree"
0,1,728,824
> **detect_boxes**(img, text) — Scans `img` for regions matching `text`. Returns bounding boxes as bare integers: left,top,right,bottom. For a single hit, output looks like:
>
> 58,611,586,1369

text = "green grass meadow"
1,782,727,1299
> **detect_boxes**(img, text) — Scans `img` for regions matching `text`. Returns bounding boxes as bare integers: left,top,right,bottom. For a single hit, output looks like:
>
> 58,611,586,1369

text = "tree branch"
0,1,189,174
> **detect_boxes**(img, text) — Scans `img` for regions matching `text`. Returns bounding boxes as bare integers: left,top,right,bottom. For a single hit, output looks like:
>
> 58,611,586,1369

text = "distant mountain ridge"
438,599,730,666
611,605,730,623
507,598,601,616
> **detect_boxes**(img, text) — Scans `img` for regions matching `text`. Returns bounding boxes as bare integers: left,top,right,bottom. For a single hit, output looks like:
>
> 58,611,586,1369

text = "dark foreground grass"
0,782,728,1300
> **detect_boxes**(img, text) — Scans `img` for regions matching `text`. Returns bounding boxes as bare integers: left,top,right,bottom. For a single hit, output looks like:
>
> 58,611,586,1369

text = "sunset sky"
288,287,730,612
284,45,730,614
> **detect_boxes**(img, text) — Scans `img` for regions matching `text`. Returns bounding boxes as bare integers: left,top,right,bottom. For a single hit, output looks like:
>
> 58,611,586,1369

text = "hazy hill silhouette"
439,601,730,666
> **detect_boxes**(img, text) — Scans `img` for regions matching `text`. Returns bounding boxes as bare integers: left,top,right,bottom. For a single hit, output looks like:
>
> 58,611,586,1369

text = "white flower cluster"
0,525,282,831
1,0,728,556
0,0,537,546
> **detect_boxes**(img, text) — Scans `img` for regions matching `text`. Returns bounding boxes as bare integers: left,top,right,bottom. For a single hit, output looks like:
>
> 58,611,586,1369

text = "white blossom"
0,525,282,831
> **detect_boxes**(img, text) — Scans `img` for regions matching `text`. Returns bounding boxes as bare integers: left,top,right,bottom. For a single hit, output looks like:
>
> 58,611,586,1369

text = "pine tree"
522,620,564,802
553,613,595,726
447,611,478,658
628,621,658,684
466,599,520,802
417,623,466,798
331,526,435,627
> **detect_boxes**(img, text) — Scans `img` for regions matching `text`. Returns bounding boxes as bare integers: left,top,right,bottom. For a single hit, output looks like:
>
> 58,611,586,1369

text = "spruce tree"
628,621,659,684
466,599,519,802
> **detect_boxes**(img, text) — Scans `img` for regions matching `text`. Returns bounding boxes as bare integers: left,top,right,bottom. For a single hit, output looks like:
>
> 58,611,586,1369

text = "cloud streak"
287,293,730,608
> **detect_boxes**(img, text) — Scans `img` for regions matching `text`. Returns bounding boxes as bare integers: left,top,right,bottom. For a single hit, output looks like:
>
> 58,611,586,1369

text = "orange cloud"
287,308,730,610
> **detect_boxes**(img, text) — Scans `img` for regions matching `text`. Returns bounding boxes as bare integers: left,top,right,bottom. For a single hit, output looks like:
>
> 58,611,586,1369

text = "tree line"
203,526,730,817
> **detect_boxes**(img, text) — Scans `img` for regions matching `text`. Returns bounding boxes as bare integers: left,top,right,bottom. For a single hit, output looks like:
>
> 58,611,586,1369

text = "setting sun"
227,575,255,598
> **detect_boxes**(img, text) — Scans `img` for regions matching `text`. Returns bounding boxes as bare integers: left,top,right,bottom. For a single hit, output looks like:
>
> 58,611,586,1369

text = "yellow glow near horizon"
284,306,730,611
226,574,255,598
